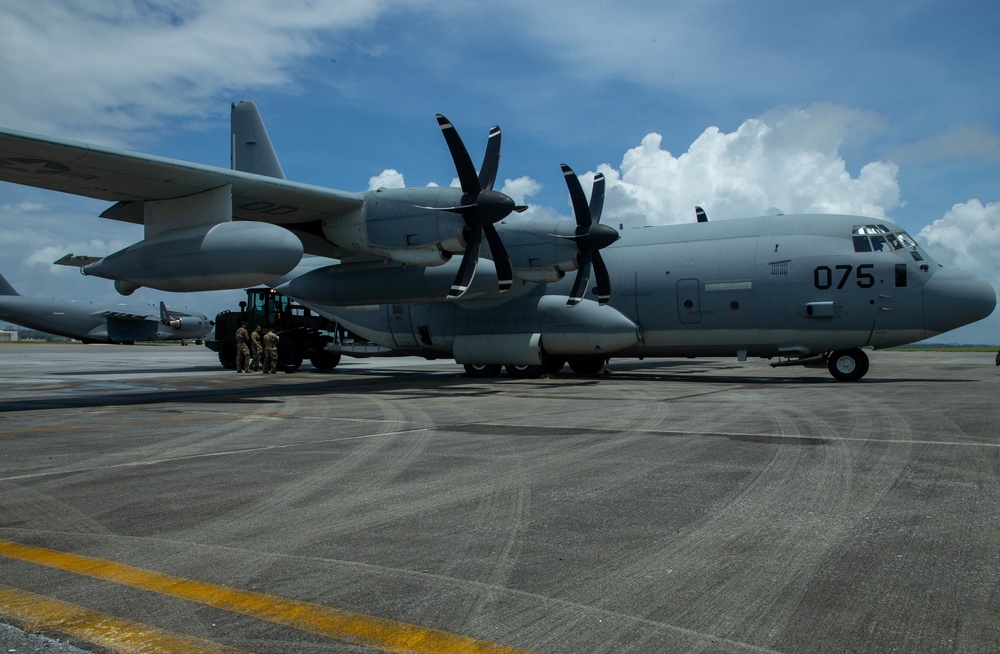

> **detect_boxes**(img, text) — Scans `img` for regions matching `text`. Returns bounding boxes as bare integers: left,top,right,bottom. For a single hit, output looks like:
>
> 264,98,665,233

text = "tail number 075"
814,264,875,290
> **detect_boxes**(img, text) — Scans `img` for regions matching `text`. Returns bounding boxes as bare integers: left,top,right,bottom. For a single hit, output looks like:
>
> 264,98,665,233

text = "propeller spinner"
561,164,619,306
434,115,526,299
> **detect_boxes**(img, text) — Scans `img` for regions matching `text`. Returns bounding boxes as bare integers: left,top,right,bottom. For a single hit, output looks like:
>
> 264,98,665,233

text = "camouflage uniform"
235,324,251,373
262,329,280,373
250,326,263,371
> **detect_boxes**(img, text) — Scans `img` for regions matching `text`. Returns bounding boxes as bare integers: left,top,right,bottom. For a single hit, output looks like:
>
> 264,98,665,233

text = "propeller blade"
695,206,708,223
434,115,519,296
562,164,619,306
448,225,482,299
592,251,611,305
478,126,502,191
436,114,480,194
561,164,591,228
483,224,513,293
567,249,594,306
589,173,605,224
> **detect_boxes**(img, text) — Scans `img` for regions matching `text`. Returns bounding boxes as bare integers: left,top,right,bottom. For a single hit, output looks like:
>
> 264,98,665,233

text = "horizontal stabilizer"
0,272,19,296
54,253,102,267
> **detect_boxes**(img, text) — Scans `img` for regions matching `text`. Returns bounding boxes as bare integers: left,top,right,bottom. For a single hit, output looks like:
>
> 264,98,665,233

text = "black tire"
464,363,502,378
218,337,237,370
541,356,566,375
505,364,544,379
310,352,342,370
827,349,869,382
278,337,303,372
568,356,607,376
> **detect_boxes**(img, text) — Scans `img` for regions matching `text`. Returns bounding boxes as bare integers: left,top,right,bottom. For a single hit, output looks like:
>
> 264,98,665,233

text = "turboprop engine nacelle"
83,221,303,293
322,187,472,266
164,315,209,332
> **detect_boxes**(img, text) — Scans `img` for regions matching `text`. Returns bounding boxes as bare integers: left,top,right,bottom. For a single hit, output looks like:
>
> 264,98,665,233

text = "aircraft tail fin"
0,272,20,296
231,100,286,179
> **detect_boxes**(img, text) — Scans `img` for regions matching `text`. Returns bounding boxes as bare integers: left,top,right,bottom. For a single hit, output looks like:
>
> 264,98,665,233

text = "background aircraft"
0,273,213,344
0,103,995,379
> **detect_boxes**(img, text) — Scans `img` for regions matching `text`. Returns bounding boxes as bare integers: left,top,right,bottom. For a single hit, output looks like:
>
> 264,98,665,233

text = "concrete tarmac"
0,343,998,653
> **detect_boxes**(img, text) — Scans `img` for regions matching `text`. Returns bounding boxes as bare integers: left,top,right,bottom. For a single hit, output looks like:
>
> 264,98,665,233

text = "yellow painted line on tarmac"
0,540,534,654
0,583,250,653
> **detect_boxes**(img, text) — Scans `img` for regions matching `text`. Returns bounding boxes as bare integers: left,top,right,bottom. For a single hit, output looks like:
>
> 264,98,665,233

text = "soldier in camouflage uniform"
262,328,280,374
250,325,263,371
235,322,251,373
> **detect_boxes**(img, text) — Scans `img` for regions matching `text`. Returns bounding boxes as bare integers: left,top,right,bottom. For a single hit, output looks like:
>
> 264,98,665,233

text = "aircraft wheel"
218,337,237,370
505,364,544,379
568,356,607,376
827,349,869,382
464,363,502,378
278,337,303,372
541,357,565,375
310,352,342,370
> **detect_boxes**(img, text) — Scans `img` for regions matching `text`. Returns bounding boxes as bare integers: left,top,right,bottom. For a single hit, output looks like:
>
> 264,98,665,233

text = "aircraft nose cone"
922,267,996,336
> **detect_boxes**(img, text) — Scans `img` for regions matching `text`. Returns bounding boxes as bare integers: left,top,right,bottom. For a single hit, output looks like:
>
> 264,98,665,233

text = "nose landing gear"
826,348,869,382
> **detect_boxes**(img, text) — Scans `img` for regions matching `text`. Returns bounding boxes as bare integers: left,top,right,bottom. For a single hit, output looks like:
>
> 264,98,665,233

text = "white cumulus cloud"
594,104,901,228
918,199,1000,287
368,169,406,190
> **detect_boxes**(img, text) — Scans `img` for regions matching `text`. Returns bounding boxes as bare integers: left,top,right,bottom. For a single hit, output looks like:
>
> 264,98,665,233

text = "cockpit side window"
897,232,918,249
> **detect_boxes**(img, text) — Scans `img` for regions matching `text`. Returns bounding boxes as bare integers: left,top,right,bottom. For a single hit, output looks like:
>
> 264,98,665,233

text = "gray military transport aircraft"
0,102,995,380
0,272,212,344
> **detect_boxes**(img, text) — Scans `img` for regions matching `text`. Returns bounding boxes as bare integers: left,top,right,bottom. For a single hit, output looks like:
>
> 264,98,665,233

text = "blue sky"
1,0,998,343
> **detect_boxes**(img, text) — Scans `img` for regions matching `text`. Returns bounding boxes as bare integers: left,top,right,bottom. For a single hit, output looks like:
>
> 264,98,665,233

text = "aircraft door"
677,279,701,324
615,248,659,342
869,262,923,345
385,303,418,348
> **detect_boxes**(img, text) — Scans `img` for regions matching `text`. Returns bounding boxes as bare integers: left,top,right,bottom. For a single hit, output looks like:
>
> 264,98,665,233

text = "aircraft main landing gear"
826,348,869,382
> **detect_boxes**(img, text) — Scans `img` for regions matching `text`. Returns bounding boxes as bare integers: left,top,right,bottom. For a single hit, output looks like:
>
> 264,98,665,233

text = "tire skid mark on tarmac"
0,482,110,537
215,392,437,544
553,385,917,649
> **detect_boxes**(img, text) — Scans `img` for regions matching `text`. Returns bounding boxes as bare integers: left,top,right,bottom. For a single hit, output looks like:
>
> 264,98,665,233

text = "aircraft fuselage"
283,213,996,380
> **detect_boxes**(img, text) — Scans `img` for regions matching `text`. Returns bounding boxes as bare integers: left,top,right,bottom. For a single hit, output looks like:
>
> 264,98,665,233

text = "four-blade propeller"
426,116,619,305
561,164,619,306
434,115,526,299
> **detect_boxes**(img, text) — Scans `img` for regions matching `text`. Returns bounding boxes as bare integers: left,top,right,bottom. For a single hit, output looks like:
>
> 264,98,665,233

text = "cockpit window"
852,225,923,257
897,232,918,249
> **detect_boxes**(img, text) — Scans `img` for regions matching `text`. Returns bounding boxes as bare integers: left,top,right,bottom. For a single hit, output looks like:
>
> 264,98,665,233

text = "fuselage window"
853,235,873,252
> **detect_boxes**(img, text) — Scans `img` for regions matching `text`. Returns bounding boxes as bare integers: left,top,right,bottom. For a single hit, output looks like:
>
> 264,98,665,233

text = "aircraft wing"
92,310,154,322
0,127,365,227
